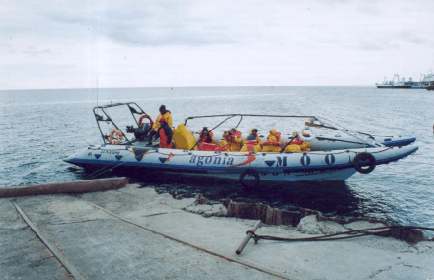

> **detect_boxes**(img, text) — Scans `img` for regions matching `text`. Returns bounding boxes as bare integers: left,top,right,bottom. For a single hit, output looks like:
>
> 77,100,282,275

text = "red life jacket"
245,140,256,152
264,132,281,146
291,137,304,145
231,130,241,138
198,142,223,151
159,123,173,148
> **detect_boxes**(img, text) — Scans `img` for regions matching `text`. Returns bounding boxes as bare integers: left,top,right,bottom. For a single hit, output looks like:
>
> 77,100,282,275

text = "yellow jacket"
219,137,242,151
152,112,173,130
219,139,230,151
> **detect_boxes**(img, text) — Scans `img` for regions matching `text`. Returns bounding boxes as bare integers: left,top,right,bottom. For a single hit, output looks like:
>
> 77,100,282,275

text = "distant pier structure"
376,72,434,89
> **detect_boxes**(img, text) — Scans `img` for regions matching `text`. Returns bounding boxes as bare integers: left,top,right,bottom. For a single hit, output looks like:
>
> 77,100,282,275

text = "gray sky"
1,0,433,89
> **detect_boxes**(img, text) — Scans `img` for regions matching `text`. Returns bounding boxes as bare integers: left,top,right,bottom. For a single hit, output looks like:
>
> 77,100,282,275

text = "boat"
376,74,413,88
65,102,418,188
376,72,434,89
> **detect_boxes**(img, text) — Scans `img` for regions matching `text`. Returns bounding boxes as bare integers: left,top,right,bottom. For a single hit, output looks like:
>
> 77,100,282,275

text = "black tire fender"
239,169,260,190
353,152,376,174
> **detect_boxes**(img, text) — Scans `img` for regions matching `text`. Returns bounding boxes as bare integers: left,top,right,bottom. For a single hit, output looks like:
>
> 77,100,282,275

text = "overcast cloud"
1,0,433,89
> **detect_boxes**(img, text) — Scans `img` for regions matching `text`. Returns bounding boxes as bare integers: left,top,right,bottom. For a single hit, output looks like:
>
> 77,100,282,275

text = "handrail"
184,114,318,125
93,102,142,110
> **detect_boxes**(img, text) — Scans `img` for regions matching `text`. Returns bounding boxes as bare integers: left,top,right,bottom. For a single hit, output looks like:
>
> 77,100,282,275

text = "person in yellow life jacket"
148,105,173,145
227,128,243,151
218,131,231,151
284,131,310,153
241,129,262,152
262,129,281,152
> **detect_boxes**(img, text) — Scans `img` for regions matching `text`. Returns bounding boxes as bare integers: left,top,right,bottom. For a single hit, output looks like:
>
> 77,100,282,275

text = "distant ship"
376,73,434,89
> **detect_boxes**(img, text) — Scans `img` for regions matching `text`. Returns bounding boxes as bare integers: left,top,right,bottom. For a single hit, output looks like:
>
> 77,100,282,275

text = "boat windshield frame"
93,102,149,144
184,113,378,145
184,114,320,131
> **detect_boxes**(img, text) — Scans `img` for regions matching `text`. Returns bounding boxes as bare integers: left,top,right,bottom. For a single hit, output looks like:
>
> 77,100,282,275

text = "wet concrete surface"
0,200,72,280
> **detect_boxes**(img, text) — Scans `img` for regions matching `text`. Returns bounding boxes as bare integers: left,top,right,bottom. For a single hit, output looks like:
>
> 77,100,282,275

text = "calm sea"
1,87,433,227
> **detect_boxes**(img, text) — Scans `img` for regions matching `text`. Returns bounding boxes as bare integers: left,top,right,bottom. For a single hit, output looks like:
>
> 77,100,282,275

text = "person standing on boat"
148,105,173,145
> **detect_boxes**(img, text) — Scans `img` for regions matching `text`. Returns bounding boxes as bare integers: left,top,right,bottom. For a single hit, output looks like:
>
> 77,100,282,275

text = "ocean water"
1,87,433,227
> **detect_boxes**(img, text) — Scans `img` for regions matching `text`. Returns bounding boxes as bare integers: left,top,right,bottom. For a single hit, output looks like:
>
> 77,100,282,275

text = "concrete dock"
1,184,433,280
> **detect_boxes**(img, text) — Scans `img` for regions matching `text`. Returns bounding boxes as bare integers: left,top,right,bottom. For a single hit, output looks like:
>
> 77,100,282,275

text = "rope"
247,225,434,243
84,161,126,179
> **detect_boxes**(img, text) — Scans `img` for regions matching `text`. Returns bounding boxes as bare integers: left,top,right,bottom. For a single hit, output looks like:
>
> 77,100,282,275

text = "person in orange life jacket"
148,105,173,145
199,127,214,143
158,119,173,148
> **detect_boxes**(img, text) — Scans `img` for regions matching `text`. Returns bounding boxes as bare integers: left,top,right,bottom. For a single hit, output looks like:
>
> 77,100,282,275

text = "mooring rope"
84,161,127,179
247,225,434,243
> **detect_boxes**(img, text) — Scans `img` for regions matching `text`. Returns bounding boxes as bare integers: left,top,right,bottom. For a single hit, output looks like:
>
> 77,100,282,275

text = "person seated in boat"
227,128,243,151
218,131,231,151
197,127,222,151
107,128,124,144
240,129,262,152
290,131,303,145
284,131,310,153
158,119,173,148
198,127,214,144
148,105,173,145
262,129,281,152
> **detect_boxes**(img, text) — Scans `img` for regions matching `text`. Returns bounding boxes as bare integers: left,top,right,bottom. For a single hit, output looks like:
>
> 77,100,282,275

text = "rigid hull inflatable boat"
65,102,418,187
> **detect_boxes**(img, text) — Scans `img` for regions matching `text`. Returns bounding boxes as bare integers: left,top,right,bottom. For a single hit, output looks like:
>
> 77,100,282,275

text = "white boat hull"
65,144,418,184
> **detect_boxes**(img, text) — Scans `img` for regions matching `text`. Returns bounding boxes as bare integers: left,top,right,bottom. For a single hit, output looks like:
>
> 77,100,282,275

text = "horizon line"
0,84,373,92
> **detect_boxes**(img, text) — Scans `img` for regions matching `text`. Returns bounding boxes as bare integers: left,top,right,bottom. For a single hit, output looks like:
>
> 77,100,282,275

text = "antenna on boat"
96,75,100,106
95,13,100,106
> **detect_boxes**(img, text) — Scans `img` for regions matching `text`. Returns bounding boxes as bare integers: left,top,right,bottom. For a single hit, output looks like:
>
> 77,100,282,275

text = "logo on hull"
189,155,234,167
